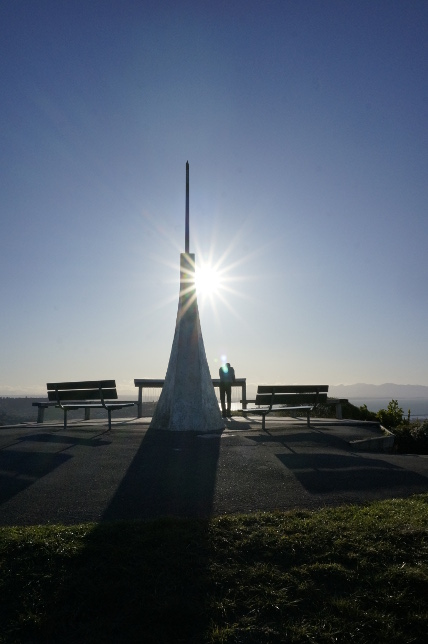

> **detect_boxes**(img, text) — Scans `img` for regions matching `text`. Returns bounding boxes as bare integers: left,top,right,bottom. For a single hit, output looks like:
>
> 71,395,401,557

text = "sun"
195,264,222,297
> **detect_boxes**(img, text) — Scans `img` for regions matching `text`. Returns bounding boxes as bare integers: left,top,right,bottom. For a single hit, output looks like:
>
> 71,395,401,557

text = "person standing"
219,362,235,418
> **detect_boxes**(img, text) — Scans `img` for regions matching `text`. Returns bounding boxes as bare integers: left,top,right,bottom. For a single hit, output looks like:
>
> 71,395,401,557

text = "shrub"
393,419,428,454
357,403,378,421
376,399,404,429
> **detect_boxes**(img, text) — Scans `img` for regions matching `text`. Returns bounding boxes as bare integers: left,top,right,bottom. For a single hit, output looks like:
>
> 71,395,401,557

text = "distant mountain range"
329,383,428,398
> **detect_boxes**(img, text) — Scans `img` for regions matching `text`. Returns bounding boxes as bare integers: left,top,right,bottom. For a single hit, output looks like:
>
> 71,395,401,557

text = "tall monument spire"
149,163,224,432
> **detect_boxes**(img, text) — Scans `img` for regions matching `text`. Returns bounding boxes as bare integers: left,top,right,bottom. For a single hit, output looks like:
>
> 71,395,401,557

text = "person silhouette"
219,362,235,418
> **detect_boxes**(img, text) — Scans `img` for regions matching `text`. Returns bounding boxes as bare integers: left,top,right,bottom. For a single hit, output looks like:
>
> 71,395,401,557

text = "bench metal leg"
84,408,90,421
242,381,247,410
262,413,266,431
306,410,310,427
137,386,143,418
64,409,68,430
37,407,45,423
108,409,112,430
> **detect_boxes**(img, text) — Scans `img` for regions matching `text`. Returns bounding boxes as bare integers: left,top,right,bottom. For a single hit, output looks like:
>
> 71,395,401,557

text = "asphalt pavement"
1,415,428,526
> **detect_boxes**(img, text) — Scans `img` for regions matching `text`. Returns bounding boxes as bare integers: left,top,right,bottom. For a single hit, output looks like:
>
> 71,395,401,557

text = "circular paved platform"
0,417,427,526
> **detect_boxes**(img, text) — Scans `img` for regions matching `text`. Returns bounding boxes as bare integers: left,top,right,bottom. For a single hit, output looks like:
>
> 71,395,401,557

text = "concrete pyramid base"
149,254,224,432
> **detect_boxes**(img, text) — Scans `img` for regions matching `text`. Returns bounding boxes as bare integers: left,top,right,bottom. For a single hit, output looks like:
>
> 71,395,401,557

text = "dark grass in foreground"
1,496,428,643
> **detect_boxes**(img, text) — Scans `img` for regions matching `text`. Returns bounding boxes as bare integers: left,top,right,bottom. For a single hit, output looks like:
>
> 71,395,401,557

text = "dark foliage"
393,420,428,454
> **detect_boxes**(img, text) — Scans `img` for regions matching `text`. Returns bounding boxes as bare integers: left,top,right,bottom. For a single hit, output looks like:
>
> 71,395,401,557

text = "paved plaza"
1,416,428,526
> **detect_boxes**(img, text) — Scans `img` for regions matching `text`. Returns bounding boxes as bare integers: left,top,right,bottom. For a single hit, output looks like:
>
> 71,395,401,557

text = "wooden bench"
247,385,329,430
33,380,135,429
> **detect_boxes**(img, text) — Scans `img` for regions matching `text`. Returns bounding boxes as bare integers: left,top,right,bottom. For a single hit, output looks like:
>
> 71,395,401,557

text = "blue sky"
1,0,427,396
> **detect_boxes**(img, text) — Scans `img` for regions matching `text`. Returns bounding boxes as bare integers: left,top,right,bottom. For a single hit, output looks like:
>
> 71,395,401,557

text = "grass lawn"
1,495,428,643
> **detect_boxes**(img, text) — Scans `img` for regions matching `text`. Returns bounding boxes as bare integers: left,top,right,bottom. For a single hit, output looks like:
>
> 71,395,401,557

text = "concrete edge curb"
349,425,395,452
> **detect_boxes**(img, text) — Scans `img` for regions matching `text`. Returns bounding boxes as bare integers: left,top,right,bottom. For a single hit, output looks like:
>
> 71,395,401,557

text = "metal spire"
185,161,189,253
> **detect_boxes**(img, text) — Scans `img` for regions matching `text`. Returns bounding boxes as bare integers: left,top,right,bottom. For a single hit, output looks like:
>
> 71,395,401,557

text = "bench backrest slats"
47,380,118,403
47,380,116,391
257,385,329,394
255,393,328,406
48,388,118,402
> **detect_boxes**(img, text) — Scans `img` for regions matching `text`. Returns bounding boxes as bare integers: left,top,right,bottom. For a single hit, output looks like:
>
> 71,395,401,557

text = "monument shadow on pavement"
102,427,222,521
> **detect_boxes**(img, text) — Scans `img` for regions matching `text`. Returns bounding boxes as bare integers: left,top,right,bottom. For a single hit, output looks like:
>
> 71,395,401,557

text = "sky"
1,0,427,397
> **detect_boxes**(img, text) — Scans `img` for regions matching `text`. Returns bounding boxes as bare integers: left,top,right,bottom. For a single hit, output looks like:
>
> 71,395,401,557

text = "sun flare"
195,264,222,297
